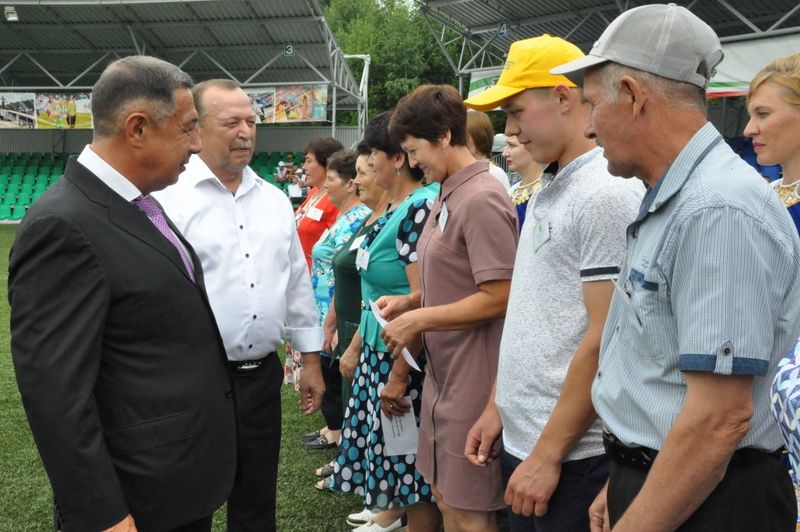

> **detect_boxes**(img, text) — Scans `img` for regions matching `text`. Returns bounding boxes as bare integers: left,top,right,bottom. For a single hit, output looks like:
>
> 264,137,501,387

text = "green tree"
325,0,458,121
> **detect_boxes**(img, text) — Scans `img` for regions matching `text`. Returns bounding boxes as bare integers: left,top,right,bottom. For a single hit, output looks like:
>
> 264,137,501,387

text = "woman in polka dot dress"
331,112,442,530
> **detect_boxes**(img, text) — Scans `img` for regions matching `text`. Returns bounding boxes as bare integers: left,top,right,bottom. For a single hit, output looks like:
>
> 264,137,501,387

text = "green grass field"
0,224,363,531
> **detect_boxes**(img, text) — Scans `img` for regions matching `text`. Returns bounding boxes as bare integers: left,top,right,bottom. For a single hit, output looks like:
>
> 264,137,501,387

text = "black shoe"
301,430,321,443
305,435,336,450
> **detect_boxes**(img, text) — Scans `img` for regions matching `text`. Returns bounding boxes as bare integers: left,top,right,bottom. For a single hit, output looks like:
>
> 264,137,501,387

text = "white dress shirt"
77,145,142,201
154,155,323,361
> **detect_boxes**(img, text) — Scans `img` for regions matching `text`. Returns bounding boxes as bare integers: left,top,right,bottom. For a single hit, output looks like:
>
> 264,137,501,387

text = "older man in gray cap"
553,4,800,531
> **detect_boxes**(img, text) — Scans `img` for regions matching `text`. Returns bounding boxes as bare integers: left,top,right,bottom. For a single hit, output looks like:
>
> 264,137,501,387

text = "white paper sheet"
380,396,419,456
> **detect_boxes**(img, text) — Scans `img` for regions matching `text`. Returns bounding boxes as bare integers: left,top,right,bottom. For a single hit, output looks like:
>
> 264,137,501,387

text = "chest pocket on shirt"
627,266,676,361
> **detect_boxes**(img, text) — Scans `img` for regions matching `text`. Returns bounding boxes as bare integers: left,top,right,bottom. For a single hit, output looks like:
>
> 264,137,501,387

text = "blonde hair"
749,52,800,107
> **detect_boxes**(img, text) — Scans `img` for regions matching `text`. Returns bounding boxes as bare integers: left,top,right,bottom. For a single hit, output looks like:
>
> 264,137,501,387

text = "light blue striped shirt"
593,122,800,451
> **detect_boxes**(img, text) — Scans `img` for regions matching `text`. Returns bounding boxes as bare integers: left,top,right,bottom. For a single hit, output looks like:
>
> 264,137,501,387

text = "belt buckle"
238,360,263,371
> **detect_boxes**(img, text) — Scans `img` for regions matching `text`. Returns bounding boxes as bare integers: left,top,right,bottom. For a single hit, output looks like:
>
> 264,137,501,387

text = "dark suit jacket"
8,158,237,532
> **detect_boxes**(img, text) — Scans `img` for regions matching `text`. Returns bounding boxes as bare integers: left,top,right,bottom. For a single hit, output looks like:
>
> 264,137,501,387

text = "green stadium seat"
22,175,35,185
6,183,19,196
2,194,16,206
9,175,22,185
17,193,31,206
34,182,47,194
0,205,10,220
49,175,60,185
10,205,26,220
0,183,6,195
32,191,45,203
20,183,33,195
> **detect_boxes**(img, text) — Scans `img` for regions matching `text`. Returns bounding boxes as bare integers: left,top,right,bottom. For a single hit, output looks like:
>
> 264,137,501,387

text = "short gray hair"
590,62,706,111
91,55,193,138
192,79,242,120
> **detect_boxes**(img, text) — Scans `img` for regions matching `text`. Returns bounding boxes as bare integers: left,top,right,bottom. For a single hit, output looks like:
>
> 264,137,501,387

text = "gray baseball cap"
550,3,723,89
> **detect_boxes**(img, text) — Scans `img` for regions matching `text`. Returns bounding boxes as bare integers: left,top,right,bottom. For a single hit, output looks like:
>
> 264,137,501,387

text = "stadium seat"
17,193,32,206
20,183,33,195
2,194,16,206
6,183,20,196
0,205,11,220
10,205,26,220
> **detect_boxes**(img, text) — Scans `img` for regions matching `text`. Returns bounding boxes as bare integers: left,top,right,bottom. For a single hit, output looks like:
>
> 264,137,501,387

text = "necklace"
773,179,800,209
511,179,542,206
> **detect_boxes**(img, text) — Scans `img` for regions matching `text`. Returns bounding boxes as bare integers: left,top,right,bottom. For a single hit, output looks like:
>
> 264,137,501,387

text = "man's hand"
340,342,360,382
465,403,503,467
104,515,137,532
589,481,611,532
298,354,325,414
379,371,410,418
505,453,562,517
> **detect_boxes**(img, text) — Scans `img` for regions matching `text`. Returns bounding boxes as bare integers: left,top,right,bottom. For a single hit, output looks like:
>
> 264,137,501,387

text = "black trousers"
163,515,212,532
608,449,796,531
501,450,608,531
320,357,343,431
227,354,283,532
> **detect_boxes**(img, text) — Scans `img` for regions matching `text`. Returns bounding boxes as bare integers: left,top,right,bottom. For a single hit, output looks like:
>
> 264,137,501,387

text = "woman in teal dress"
310,150,370,454
331,112,442,531
311,150,371,320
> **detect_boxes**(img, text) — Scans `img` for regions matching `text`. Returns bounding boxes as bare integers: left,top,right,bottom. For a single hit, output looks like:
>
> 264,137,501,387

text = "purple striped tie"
133,196,196,283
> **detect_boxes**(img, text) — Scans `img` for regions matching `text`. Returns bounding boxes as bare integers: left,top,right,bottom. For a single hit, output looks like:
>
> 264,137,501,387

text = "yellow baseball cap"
464,35,585,112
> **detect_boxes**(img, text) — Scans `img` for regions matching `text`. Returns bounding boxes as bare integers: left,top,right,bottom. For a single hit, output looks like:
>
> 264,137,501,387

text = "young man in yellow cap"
463,35,643,531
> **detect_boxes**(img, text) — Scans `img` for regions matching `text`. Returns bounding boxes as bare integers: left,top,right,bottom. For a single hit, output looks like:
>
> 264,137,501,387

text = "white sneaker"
353,517,402,532
346,508,374,527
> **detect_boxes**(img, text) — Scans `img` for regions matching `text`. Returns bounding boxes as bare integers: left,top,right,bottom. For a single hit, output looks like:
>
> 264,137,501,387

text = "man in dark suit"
8,56,237,532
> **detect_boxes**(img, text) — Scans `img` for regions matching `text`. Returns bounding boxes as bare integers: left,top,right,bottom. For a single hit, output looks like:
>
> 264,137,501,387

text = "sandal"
305,434,336,450
314,474,333,491
315,461,335,477
301,430,321,443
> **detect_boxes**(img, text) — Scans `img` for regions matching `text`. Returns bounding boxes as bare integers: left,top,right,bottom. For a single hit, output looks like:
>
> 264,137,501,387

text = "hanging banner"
247,88,276,124
709,33,800,98
0,93,36,129
35,93,92,129
468,68,502,101
274,84,327,122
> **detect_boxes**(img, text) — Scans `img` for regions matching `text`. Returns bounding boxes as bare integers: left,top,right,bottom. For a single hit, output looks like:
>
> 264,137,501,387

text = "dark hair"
92,55,193,138
466,110,494,157
192,79,241,119
364,111,402,155
389,84,467,147
364,111,424,182
304,137,344,168
355,140,370,156
326,149,358,182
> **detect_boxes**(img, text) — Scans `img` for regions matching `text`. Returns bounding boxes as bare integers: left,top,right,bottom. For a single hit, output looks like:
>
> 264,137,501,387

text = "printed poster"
35,93,92,129
0,92,36,129
274,84,327,123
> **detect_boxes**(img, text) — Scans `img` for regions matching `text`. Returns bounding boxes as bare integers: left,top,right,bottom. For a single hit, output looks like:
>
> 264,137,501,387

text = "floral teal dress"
311,204,371,329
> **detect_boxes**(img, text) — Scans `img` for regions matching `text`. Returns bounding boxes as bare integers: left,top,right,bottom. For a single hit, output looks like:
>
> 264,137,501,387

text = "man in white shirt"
155,79,324,532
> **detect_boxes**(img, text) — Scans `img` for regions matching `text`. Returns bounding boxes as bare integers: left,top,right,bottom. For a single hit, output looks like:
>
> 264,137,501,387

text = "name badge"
532,218,550,252
349,234,366,251
307,207,324,221
356,247,370,270
438,202,449,233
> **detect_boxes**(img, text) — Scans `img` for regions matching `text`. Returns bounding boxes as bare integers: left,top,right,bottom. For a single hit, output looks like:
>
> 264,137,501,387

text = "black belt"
228,352,276,371
603,428,785,471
